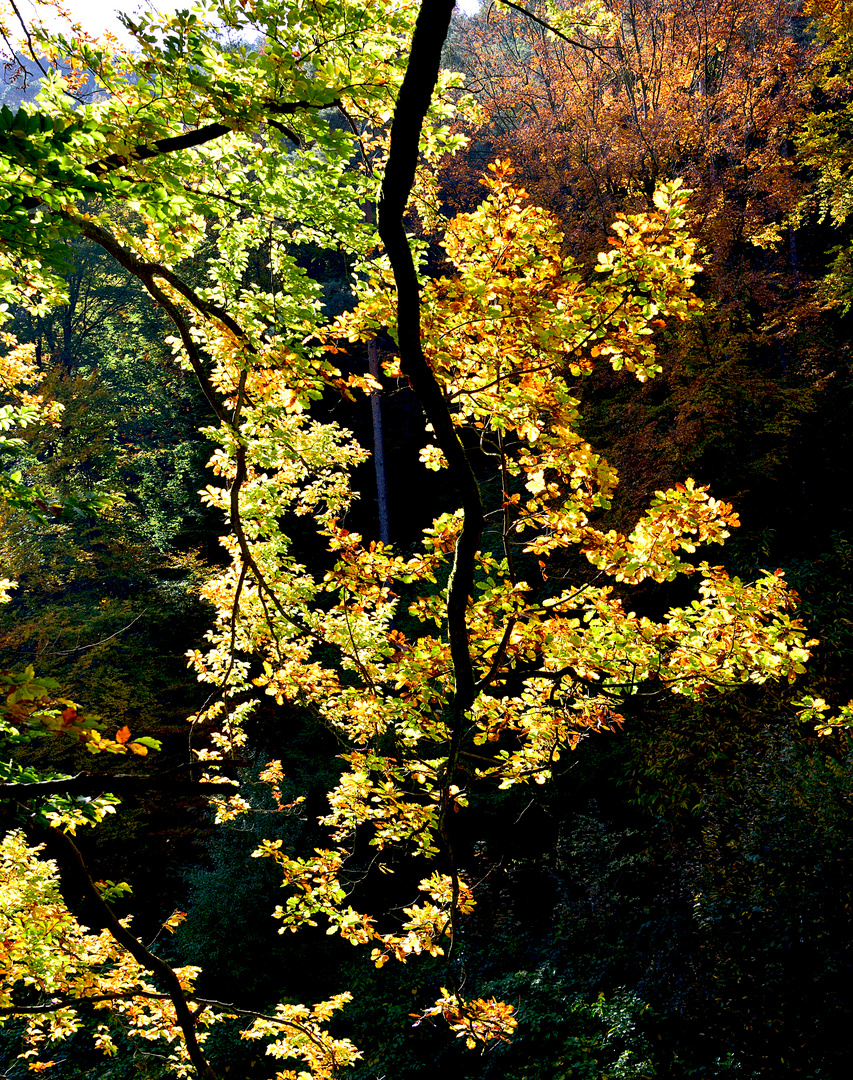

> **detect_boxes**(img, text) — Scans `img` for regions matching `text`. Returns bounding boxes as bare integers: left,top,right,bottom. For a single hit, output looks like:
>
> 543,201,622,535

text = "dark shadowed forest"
0,1,852,1077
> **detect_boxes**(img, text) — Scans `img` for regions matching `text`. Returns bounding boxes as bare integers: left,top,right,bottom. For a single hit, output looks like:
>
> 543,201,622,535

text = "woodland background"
1,1,853,1077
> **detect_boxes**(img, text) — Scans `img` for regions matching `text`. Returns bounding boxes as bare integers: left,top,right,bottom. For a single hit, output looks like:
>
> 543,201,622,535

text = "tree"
448,0,807,258
794,0,853,308
0,1,816,1077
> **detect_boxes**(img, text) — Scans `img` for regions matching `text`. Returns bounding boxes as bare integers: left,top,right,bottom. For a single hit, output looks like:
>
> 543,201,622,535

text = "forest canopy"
0,1,851,1078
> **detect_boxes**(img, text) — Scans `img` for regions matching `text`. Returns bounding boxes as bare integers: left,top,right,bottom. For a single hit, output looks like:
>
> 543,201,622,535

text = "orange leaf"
115,725,131,744
163,910,187,932
128,742,148,756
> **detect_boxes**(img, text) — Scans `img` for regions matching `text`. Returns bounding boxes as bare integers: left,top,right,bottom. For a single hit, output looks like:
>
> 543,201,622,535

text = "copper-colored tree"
453,0,807,267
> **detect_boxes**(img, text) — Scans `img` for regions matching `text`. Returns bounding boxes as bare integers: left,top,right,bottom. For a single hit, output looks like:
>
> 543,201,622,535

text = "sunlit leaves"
195,145,812,1060
452,0,806,265
796,693,853,737
0,0,821,1070
417,989,518,1050
797,0,853,310
0,665,160,759
0,831,206,1063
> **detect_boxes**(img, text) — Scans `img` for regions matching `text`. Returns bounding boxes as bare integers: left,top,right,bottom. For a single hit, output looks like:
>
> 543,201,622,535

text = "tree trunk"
368,339,390,544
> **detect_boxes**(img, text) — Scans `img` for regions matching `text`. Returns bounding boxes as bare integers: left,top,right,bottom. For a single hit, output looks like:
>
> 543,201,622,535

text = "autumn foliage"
450,0,808,262
0,0,848,1077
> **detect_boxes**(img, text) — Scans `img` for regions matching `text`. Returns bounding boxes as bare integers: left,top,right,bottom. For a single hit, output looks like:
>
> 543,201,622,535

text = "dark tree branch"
18,99,321,211
376,0,482,960
62,215,227,423
68,210,318,722
73,215,249,345
34,826,219,1080
0,774,221,798
475,617,516,692
7,0,49,80
0,993,337,1061
491,0,609,57
90,122,236,175
376,0,483,712
90,95,312,172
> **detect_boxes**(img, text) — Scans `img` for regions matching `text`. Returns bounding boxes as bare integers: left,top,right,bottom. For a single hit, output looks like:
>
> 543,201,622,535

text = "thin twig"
48,609,148,655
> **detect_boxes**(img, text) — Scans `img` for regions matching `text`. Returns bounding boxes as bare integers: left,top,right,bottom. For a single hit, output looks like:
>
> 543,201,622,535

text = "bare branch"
491,0,613,58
